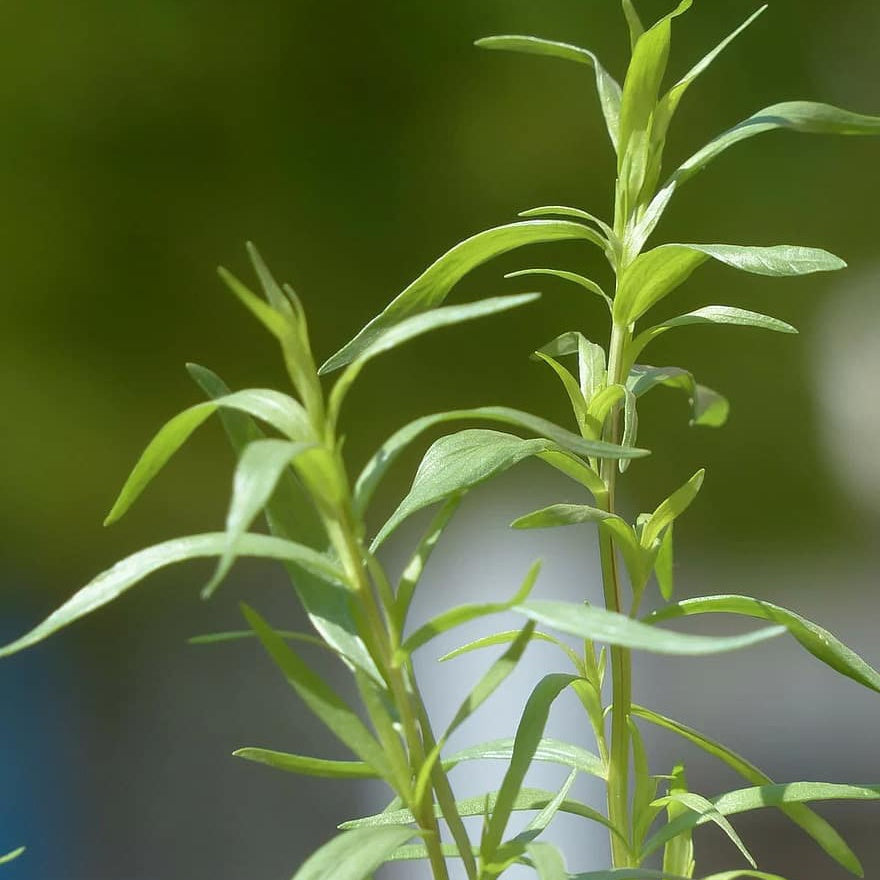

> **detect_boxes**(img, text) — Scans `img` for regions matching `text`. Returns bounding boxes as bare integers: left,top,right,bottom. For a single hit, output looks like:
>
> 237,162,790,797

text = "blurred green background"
1,1,879,878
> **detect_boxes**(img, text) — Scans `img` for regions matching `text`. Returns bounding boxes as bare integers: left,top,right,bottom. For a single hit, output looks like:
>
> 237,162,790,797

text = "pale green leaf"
291,826,416,880
643,782,880,860
353,406,645,517
204,439,315,598
514,599,785,655
632,704,862,876
104,390,312,525
320,220,604,373
518,205,616,241
0,848,24,866
507,269,612,310
662,764,695,879
0,533,345,659
621,0,644,51
642,469,704,549
527,841,568,880
534,352,589,432
242,605,391,778
644,595,880,694
656,524,675,600
234,748,378,779
476,36,622,150
439,628,586,673
445,737,606,781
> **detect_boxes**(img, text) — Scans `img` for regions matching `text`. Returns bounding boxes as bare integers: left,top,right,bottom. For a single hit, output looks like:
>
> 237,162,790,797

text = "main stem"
601,320,634,868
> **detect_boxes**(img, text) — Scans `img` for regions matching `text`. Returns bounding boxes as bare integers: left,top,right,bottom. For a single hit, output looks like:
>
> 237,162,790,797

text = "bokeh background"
1,0,879,877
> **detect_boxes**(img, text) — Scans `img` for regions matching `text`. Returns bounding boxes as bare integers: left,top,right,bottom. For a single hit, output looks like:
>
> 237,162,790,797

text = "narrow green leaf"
242,604,391,778
628,365,729,428
518,206,615,241
0,533,345,659
353,406,646,517
655,791,757,868
699,872,791,880
507,269,612,310
291,826,416,880
445,737,606,781
656,524,675,600
535,332,607,402
386,843,477,862
234,748,378,779
621,0,645,51
204,439,315,598
632,704,863,876
527,841,568,880
642,469,704,549
400,560,541,655
614,243,844,326
476,36,622,150
320,220,604,373
534,352,590,433
104,390,312,525
188,629,328,651
629,718,660,849
537,450,608,502
0,848,24,866
439,628,585,673
661,765,695,879
643,783,880,860
515,599,785,656
644,595,880,695
619,387,639,473
246,241,292,313
481,673,579,859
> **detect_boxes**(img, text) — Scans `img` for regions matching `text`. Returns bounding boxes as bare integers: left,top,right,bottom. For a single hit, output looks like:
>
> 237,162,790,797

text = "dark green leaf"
644,595,880,694
0,533,344,659
475,37,622,150
515,599,785,655
320,220,604,373
291,826,416,880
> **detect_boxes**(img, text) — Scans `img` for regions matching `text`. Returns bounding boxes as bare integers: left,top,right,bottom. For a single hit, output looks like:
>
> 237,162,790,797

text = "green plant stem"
600,320,635,868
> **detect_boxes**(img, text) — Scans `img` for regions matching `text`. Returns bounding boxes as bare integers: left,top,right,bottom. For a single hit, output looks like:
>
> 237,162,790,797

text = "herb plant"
4,2,880,879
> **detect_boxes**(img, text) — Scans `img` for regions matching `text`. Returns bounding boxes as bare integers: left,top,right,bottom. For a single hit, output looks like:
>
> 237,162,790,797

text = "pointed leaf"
439,628,585,673
353,406,645,516
476,36,622,150
534,352,589,432
514,599,785,655
656,524,675,600
320,220,604,373
621,0,645,50
291,826,416,880
642,469,704,549
0,848,24,866
446,737,605,781
644,595,880,695
632,704,863,876
234,748,378,779
507,269,612,309
104,390,312,525
518,206,615,241
0,533,344,659
242,605,391,778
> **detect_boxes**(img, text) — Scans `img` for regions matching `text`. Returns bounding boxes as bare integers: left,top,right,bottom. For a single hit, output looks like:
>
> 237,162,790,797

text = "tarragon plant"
4,2,880,878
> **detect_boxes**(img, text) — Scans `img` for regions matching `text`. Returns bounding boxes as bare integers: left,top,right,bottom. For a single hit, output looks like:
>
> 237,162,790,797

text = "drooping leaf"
320,220,605,373
644,595,880,694
204,438,315,598
628,365,729,428
353,406,646,517
400,560,540,655
0,533,345,659
104,390,313,525
518,206,616,242
475,36,622,150
632,704,863,876
533,352,590,432
439,628,586,673
507,269,612,310
241,605,391,778
481,674,580,860
642,783,880,860
291,826,416,880
446,737,606,781
234,748,378,779
514,599,785,655
614,243,844,325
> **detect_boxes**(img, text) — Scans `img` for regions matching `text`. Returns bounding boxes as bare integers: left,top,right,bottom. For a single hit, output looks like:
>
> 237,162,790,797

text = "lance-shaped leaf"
291,825,416,880
628,365,729,428
440,628,586,673
569,873,788,880
353,406,644,516
507,269,612,310
104,389,312,526
518,205,616,242
204,439,316,598
242,605,391,778
514,599,785,655
635,100,880,249
661,764,695,879
188,364,379,682
527,841,568,880
633,704,863,876
0,848,24,866
621,0,644,50
400,560,541,656
656,524,675,600
234,748,379,780
320,220,603,373
533,352,590,433
0,533,344,659
644,595,880,695
475,36,622,150
641,469,704,549
614,243,844,326
445,737,605,781
642,782,880,860
536,332,607,402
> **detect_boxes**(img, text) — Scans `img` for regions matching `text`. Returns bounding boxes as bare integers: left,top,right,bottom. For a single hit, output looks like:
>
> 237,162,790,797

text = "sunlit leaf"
632,704,862,876
514,600,785,655
291,826,416,880
621,0,644,51
507,269,612,310
644,595,880,694
0,533,345,659
476,37,622,150
641,469,704,549
518,206,615,242
320,220,604,373
0,848,24,866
